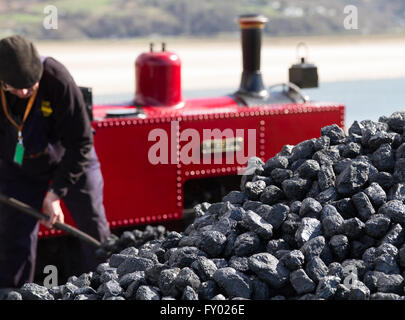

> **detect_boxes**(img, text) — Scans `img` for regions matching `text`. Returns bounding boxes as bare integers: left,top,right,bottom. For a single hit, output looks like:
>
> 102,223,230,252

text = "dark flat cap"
0,35,43,89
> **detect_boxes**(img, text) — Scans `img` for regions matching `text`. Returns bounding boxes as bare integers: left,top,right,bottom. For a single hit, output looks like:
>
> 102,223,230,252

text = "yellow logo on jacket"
41,100,53,117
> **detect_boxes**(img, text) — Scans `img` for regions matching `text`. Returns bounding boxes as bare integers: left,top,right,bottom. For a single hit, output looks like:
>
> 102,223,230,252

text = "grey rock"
297,160,320,179
136,285,160,300
381,224,405,247
348,281,370,300
328,262,343,279
370,293,401,300
213,267,252,299
388,183,405,203
265,204,289,230
369,172,395,191
376,273,404,294
243,200,263,212
374,253,400,274
305,257,328,283
168,246,207,268
119,271,146,290
20,283,54,300
364,183,387,208
331,198,356,219
372,143,395,172
271,168,293,185
300,236,326,261
290,201,302,213
290,139,316,162
5,291,22,300
198,281,218,300
352,192,375,221
281,177,312,201
335,284,351,300
158,268,180,298
295,217,322,247
318,164,336,191
117,256,155,275
266,239,290,255
281,214,301,235
316,187,339,204
102,280,123,299
342,142,362,158
336,161,369,196
290,269,316,295
223,191,248,205
174,267,201,292
314,135,331,151
245,180,266,200
251,278,270,300
242,210,273,240
299,198,322,219
145,263,170,287
229,256,250,273
280,250,305,271
365,214,391,239
329,235,350,261
263,156,289,175
321,205,344,238
339,218,365,240
234,232,261,256
379,200,405,225
248,253,290,289
400,244,405,268
212,258,228,269
191,256,217,282
199,231,227,257
321,124,345,145
182,286,199,300
316,276,341,300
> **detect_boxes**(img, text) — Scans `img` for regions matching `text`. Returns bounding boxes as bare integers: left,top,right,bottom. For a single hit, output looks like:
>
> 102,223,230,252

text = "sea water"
94,77,405,129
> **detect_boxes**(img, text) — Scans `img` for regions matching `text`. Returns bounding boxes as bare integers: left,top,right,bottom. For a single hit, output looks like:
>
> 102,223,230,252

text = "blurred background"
1,0,405,126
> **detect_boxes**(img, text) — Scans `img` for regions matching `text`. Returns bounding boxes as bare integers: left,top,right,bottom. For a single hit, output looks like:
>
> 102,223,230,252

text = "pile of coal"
95,225,168,260
5,111,405,300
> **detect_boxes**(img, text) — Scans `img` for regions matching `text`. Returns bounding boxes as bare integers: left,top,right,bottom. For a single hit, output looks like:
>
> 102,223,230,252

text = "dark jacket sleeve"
47,62,93,198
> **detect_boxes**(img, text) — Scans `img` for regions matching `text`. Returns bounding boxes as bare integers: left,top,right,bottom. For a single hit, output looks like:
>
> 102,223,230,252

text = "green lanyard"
0,86,38,165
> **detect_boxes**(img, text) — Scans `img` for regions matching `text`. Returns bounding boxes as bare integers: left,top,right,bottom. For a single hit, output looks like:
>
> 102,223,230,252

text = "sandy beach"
35,34,405,98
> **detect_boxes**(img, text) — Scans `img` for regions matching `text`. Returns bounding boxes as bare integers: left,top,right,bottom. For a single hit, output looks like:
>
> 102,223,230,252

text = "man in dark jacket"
0,35,111,288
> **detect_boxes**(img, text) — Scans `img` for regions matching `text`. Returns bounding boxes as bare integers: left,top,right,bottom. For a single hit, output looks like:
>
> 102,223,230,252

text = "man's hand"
42,190,64,228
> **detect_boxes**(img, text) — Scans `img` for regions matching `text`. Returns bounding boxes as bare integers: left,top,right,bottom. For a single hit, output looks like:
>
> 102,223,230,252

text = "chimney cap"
238,14,268,28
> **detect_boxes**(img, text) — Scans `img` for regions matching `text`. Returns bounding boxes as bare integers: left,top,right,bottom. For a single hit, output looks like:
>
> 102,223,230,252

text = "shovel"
0,192,101,248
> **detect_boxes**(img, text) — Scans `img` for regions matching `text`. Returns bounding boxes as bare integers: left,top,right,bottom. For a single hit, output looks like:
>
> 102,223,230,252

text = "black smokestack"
236,14,268,99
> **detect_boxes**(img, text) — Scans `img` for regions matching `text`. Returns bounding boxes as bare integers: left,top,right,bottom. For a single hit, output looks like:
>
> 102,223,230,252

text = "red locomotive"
38,14,344,240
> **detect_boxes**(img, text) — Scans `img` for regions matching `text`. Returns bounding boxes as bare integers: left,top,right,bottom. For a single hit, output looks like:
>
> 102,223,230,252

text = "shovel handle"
0,193,101,248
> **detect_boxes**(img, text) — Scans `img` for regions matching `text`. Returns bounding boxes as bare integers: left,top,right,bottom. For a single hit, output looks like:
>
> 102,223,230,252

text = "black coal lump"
296,160,320,179
16,111,405,301
352,192,375,222
321,124,346,145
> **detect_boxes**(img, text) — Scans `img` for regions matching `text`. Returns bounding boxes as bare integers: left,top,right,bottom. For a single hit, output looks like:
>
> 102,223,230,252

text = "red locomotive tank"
38,14,345,239
135,43,182,107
